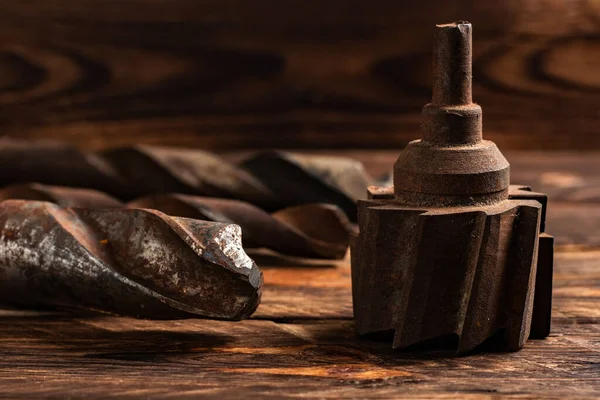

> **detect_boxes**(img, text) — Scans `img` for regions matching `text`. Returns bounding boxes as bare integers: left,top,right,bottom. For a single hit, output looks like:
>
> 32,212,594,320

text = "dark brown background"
0,0,598,150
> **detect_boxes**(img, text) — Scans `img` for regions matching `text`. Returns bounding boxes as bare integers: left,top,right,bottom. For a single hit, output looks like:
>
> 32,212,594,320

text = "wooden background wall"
0,0,598,150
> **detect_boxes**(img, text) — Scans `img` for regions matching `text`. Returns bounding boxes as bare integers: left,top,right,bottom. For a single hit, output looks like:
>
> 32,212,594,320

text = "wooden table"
1,151,599,398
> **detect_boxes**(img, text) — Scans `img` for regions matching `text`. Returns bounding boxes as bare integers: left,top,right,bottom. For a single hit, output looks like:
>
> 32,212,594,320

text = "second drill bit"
0,183,353,259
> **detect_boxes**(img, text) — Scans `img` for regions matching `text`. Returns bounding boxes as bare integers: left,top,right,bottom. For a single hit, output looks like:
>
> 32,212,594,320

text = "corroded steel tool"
0,183,123,208
351,22,553,354
0,199,262,319
241,151,371,220
130,194,352,260
0,183,352,259
0,141,372,219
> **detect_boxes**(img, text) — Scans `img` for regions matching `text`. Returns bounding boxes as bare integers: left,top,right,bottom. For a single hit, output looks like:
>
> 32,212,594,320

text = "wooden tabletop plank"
1,250,599,398
1,315,599,398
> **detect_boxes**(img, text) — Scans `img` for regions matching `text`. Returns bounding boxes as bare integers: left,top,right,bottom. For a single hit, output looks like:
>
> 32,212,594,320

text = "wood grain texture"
257,250,600,323
1,250,600,398
0,1,598,149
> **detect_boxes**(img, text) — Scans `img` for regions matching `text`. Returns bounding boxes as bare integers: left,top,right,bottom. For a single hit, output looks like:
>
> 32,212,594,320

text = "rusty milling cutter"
351,22,553,354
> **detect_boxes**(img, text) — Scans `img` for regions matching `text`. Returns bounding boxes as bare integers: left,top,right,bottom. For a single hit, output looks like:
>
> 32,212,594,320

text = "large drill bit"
0,183,352,259
0,139,372,219
0,199,262,319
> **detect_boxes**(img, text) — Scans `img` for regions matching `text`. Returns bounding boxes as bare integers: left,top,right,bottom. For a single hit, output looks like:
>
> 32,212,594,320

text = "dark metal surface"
0,183,352,259
241,151,371,219
130,194,353,260
393,22,509,207
100,146,280,209
0,183,123,208
508,185,553,339
0,199,262,320
0,141,372,219
351,22,553,354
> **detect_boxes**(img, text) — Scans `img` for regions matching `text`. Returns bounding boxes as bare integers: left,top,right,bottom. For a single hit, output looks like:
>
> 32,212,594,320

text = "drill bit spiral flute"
351,22,553,354
0,200,262,320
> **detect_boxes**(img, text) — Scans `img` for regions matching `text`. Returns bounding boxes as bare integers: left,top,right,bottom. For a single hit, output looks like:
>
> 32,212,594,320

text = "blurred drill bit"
0,182,123,208
0,139,373,219
0,183,352,259
0,139,128,197
241,151,371,220
0,199,262,319
99,145,280,209
130,194,353,259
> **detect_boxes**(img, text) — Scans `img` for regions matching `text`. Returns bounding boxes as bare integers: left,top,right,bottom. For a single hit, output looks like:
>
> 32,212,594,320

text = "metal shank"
432,22,472,106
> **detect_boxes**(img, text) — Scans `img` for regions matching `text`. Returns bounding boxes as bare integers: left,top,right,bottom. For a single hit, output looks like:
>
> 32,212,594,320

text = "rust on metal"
0,183,352,259
241,151,371,219
100,146,280,209
0,183,123,208
0,142,372,219
0,199,262,320
351,21,553,354
130,194,353,260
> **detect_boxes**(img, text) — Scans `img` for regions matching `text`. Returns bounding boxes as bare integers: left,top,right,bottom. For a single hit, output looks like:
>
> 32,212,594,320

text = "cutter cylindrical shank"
0,141,371,220
425,22,482,146
432,22,472,106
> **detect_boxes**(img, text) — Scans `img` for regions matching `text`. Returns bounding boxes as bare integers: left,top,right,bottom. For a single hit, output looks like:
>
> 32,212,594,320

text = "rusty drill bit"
241,151,371,219
0,139,372,219
0,183,352,259
0,182,123,208
351,22,553,354
0,139,129,198
99,145,280,209
0,199,262,319
130,194,353,259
